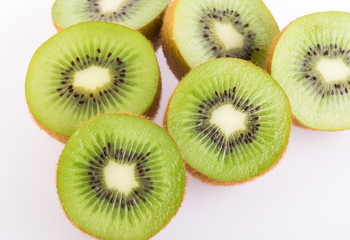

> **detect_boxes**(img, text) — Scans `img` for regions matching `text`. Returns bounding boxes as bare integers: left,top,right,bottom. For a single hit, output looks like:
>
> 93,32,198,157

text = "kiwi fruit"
25,22,160,143
57,113,185,240
161,0,280,79
267,12,350,131
165,58,291,185
52,0,170,45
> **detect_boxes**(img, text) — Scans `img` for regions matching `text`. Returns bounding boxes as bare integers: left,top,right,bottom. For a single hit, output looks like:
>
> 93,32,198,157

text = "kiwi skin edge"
56,113,187,240
164,58,291,186
161,0,191,80
27,72,162,144
52,10,166,50
265,16,342,132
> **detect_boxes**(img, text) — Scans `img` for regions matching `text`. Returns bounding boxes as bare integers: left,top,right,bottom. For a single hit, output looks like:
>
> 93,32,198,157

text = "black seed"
79,101,84,104
103,147,108,156
324,51,329,56
61,81,67,84
71,61,75,66
86,54,90,59
107,52,112,58
255,106,261,111
97,49,101,53
76,57,80,62
57,88,62,92
95,57,99,61
90,93,94,98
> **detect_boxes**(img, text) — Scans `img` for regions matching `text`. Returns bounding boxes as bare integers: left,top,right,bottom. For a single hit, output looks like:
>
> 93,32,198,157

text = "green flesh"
271,12,350,130
25,22,159,137
166,58,291,181
172,0,279,69
52,0,169,30
57,114,185,240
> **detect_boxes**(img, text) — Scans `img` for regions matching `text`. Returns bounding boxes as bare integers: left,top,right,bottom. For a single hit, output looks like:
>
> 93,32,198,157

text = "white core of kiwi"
214,22,245,51
74,66,111,90
99,0,126,14
103,161,139,194
210,104,247,138
316,58,350,83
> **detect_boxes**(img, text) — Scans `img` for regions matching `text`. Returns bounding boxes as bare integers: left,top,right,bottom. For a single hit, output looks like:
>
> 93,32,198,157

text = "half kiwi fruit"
267,12,350,131
165,58,291,185
25,22,160,143
161,0,280,79
57,113,185,240
52,0,169,44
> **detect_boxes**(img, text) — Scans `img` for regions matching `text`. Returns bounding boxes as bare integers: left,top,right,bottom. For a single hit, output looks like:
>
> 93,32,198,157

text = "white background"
1,0,350,239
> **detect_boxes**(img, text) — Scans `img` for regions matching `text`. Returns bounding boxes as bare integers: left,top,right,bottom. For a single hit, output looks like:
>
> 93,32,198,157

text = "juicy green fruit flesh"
52,0,169,30
25,22,159,137
172,0,279,69
166,58,291,182
271,12,350,130
57,114,185,240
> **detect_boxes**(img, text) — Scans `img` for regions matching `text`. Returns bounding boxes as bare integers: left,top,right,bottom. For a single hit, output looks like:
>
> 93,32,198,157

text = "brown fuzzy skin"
53,19,62,32
56,113,187,240
139,10,166,50
184,145,288,186
52,10,166,50
30,112,69,144
143,68,162,118
161,0,191,80
164,59,291,186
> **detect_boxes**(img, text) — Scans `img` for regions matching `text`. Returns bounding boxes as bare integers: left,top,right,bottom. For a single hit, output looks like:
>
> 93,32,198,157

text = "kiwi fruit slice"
161,0,280,79
57,113,185,240
165,58,291,185
52,0,169,44
267,12,350,131
25,22,160,143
